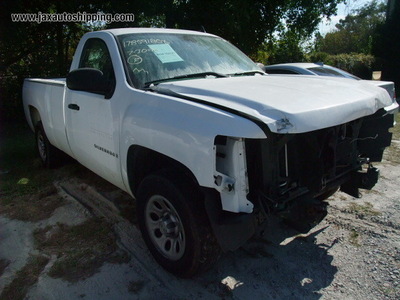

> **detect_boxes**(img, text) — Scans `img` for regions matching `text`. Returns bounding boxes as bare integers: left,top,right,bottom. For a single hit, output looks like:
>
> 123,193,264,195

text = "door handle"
68,104,80,111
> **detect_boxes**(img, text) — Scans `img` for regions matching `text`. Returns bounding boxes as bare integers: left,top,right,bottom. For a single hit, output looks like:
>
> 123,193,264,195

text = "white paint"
23,28,395,214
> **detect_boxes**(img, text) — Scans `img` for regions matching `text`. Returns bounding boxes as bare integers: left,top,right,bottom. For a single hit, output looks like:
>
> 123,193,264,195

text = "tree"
0,0,139,120
0,0,137,77
319,0,386,55
0,0,345,76
255,30,307,64
145,0,344,55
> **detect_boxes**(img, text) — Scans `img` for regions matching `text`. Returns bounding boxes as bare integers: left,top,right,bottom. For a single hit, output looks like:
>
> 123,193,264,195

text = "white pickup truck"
23,28,398,277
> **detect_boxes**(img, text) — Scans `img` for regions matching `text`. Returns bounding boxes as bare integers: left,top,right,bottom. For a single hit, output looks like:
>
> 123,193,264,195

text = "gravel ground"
0,137,399,300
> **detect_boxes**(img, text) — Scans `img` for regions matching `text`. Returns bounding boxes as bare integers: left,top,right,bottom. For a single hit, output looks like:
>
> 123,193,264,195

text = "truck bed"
23,78,71,156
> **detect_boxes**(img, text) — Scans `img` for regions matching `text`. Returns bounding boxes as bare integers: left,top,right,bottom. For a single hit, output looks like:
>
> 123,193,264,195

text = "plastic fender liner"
202,187,257,252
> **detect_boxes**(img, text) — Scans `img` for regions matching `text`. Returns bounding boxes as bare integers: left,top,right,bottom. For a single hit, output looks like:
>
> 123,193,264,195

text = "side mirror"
66,68,112,97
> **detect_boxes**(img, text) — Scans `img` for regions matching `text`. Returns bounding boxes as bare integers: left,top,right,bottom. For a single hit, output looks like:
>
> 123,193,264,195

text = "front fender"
120,90,266,190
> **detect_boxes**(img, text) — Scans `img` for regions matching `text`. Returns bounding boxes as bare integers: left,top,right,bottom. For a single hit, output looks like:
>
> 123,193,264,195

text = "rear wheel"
137,170,220,277
35,122,60,168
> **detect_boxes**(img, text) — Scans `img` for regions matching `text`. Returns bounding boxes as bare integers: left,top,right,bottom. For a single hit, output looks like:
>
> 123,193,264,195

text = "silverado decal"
94,144,118,158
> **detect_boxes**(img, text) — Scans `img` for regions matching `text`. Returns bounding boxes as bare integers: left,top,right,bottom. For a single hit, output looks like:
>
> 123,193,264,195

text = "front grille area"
245,109,394,209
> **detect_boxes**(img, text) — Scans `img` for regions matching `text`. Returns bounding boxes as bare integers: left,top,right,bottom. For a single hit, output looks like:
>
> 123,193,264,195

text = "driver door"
65,38,121,186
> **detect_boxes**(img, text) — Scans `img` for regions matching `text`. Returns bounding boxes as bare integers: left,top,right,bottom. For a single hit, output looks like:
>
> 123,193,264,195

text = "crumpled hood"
157,75,393,133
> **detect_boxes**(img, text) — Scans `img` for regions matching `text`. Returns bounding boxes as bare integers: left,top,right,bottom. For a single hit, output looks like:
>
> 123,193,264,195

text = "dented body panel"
158,75,394,133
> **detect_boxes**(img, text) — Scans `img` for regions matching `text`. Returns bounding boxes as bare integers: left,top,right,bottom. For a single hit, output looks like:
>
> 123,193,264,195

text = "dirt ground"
0,123,399,300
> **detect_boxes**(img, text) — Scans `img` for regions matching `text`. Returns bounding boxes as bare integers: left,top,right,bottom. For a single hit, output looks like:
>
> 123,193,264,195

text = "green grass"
0,255,49,300
0,123,120,221
390,113,400,140
348,229,361,247
385,113,400,164
0,123,54,200
34,218,129,282
0,123,68,221
347,202,380,217
0,122,131,285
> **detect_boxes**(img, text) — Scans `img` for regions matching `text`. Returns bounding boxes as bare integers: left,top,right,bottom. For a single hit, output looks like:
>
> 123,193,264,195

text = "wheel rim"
145,195,186,261
37,132,47,162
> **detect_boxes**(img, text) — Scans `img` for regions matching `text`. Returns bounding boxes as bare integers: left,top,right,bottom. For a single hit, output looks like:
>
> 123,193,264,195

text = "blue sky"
318,0,386,35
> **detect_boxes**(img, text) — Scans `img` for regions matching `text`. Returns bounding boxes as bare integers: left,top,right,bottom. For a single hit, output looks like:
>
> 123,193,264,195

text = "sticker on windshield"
148,44,184,64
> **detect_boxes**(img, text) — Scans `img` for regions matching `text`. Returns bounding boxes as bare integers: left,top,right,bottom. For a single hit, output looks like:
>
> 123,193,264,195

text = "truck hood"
156,75,394,133
361,79,395,100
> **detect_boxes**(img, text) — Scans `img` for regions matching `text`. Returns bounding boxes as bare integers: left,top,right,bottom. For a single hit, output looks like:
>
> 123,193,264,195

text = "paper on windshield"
148,44,184,63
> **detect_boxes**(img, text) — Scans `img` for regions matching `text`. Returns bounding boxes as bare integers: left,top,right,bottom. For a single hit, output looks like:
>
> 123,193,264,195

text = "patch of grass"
0,122,133,222
0,255,49,300
0,123,104,222
385,114,400,163
389,113,400,140
0,158,55,200
0,185,65,221
362,189,382,196
34,218,129,282
347,202,380,217
0,123,58,214
348,229,361,247
384,143,400,164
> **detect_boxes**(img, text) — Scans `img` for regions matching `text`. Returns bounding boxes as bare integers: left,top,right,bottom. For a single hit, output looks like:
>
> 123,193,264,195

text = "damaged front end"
206,108,395,251
246,108,394,231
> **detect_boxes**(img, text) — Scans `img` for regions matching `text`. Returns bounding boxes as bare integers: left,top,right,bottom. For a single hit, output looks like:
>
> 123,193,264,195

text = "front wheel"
136,170,220,277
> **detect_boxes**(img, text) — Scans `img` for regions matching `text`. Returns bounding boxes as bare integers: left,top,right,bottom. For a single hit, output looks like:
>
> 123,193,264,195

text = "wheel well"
29,106,41,128
127,145,199,195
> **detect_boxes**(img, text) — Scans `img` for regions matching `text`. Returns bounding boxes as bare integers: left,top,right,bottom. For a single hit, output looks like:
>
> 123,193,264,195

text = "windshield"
308,66,360,80
117,33,261,88
308,67,345,77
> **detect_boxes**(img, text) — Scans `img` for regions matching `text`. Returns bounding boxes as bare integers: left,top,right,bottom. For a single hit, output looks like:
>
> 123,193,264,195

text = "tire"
35,122,60,168
137,169,220,277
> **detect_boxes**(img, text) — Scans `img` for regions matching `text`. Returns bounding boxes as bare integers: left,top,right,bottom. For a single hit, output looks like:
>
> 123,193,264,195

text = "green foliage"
0,0,112,121
325,53,375,78
307,51,330,64
296,1,388,79
268,31,306,64
155,0,343,55
304,52,376,79
318,0,387,55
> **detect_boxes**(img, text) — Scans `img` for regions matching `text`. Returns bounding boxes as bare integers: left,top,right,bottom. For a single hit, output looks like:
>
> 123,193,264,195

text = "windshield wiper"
230,70,266,76
144,72,228,88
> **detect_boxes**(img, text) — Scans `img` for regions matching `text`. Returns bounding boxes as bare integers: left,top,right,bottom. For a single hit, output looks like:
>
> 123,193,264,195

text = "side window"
79,38,115,82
